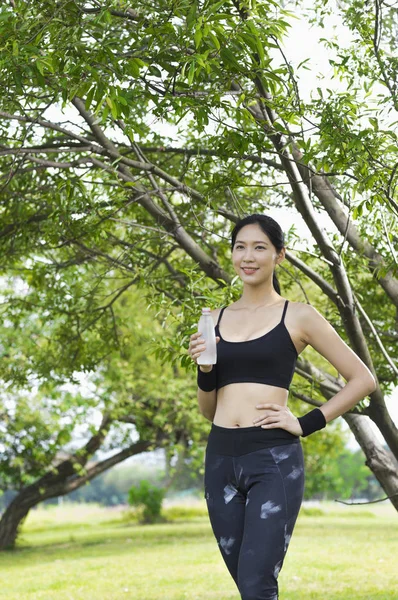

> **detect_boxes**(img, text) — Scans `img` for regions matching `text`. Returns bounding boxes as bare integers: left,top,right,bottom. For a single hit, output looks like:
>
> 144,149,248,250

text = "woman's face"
231,223,284,283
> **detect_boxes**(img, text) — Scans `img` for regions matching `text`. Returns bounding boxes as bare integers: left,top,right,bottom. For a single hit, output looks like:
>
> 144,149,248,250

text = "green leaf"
128,58,141,78
148,65,162,78
85,86,95,111
101,104,110,123
35,60,45,75
369,117,379,131
208,32,220,50
186,1,197,28
187,61,196,85
194,27,202,49
220,47,240,70
208,0,227,14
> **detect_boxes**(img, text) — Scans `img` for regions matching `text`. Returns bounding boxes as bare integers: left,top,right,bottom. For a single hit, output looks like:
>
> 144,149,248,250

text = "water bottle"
197,308,217,365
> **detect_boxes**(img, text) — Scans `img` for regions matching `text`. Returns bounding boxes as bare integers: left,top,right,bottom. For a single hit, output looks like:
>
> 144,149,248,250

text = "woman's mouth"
242,267,259,275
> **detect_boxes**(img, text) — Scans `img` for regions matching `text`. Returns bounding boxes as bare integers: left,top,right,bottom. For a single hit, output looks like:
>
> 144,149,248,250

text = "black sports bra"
214,300,298,391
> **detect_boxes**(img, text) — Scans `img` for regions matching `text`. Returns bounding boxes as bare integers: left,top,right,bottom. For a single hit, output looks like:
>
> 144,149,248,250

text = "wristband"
297,408,326,437
197,365,217,392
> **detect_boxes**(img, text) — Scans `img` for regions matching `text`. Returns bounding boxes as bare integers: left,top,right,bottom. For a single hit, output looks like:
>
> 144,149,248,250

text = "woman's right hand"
188,332,220,371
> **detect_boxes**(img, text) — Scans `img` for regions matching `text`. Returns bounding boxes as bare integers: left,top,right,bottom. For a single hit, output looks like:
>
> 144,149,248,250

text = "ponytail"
273,271,281,295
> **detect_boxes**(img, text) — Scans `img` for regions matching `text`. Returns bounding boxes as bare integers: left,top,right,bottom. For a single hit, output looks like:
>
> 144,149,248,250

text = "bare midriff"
212,382,288,428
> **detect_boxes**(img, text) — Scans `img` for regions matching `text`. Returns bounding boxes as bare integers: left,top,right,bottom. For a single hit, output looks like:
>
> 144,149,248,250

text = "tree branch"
354,293,398,376
138,145,282,170
284,251,339,303
63,440,152,493
71,98,232,285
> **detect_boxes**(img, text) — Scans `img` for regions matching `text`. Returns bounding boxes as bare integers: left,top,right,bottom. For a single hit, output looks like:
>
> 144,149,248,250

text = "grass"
0,500,396,599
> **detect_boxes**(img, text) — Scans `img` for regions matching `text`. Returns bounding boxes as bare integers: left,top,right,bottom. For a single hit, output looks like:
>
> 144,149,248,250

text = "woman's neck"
237,284,281,310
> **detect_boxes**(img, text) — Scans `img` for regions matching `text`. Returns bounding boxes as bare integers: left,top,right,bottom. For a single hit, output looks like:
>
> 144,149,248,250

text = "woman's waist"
206,422,300,456
215,382,288,428
216,381,289,400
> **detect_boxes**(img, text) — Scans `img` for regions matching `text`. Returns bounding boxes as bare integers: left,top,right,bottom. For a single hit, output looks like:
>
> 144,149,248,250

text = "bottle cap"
202,307,211,313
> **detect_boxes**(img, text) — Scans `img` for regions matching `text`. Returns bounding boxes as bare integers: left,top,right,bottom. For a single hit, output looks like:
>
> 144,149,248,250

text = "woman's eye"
235,245,266,249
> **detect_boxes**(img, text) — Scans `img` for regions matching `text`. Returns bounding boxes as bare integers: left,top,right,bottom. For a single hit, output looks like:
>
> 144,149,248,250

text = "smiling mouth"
242,267,258,273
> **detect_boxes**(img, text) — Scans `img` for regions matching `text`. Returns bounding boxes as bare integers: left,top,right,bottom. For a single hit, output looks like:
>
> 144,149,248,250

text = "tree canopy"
0,0,398,547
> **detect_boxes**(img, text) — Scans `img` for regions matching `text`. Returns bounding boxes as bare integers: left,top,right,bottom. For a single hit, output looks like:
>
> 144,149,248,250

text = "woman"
188,213,376,600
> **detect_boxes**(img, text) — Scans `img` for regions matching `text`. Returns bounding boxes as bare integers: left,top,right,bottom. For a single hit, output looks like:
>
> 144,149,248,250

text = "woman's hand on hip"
253,403,303,436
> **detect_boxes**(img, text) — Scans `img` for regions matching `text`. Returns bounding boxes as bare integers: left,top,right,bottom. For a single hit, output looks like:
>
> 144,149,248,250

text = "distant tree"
0,289,202,549
309,447,374,501
66,461,167,506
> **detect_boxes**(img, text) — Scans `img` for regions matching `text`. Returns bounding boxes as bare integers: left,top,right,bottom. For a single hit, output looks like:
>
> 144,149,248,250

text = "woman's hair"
230,214,285,295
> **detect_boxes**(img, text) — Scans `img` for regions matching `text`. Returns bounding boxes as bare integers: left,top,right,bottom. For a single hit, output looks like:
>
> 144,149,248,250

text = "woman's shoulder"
289,301,324,317
286,299,305,312
209,306,226,325
209,300,321,320
286,301,329,339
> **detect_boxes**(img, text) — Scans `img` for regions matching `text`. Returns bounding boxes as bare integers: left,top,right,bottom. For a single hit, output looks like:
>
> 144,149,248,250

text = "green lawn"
0,501,396,600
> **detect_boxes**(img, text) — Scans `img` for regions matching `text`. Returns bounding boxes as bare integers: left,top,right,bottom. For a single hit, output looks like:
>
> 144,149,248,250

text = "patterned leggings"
204,423,305,600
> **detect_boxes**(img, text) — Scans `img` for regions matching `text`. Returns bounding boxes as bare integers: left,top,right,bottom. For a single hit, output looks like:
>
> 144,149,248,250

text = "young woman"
188,213,376,600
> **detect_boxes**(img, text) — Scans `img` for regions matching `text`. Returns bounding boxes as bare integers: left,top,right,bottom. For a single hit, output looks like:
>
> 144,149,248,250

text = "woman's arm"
253,303,377,436
197,366,217,422
188,307,221,422
299,303,377,423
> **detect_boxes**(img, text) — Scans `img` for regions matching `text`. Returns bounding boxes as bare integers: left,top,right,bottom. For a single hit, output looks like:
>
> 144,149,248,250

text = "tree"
0,288,204,549
323,448,377,501
0,0,397,523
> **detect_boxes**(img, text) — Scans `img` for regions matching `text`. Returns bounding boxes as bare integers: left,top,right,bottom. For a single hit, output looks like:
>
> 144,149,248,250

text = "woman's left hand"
253,403,303,437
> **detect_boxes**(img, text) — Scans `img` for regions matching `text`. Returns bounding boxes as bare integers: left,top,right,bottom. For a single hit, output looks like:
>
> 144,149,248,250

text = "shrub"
127,480,166,524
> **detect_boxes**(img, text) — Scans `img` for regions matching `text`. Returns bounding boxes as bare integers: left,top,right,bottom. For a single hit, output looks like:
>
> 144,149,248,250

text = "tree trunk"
344,413,398,510
0,489,40,550
0,439,152,550
366,400,398,460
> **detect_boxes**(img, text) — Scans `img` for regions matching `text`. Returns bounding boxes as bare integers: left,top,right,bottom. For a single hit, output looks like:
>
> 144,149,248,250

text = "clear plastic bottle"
197,308,217,365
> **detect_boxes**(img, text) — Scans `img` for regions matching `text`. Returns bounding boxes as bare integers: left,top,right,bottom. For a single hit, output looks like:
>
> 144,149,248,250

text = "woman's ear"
276,247,286,266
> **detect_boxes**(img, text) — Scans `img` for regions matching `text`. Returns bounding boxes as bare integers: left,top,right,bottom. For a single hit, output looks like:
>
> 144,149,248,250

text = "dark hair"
230,214,285,295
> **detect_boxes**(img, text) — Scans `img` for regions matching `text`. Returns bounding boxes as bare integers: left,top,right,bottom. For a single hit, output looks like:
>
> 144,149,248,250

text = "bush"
127,480,166,524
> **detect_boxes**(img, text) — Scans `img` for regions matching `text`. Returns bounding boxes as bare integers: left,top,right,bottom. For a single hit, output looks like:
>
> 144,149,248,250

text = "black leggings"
204,423,305,600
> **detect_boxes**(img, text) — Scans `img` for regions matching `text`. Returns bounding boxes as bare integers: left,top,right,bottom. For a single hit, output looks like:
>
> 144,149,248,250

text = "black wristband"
197,365,217,392
297,408,327,437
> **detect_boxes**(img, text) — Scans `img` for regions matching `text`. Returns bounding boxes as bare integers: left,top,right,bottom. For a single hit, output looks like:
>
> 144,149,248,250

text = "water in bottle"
197,308,217,365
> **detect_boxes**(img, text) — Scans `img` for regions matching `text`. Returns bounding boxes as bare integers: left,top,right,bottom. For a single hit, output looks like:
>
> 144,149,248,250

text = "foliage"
128,479,166,524
0,287,198,493
63,461,166,507
320,447,374,500
0,1,396,387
